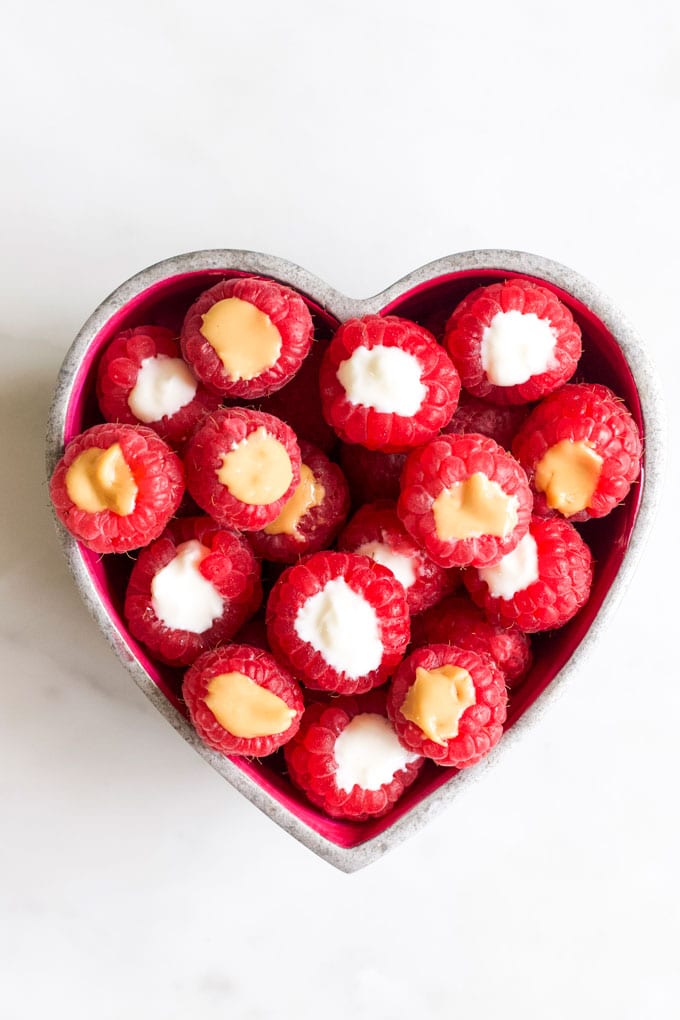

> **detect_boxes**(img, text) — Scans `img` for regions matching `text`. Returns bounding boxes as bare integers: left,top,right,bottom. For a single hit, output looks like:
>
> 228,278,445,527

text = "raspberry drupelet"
464,515,593,632
124,517,262,667
283,690,423,820
338,444,407,507
266,551,410,696
183,644,304,757
397,432,533,569
444,278,581,405
442,390,530,451
184,407,301,531
257,338,337,454
181,277,314,399
49,422,185,554
95,325,220,444
512,383,642,521
320,314,460,452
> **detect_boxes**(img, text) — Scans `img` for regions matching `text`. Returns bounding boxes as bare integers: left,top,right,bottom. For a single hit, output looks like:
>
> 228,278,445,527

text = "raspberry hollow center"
65,443,138,516
535,439,603,516
401,665,476,745
217,427,293,506
205,671,296,738
294,577,383,679
264,463,325,539
433,473,518,541
334,713,419,792
200,297,282,382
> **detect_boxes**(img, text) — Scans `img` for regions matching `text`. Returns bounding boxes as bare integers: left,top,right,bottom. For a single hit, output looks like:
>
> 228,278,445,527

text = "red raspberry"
184,408,301,531
257,339,337,453
283,689,423,820
49,423,185,554
266,551,410,695
397,433,533,569
442,390,530,451
320,315,460,452
95,325,220,444
444,279,581,405
181,277,314,399
464,516,593,632
512,383,642,521
410,594,532,686
124,517,262,666
183,644,304,757
337,501,459,614
338,444,407,507
248,442,350,563
387,644,508,767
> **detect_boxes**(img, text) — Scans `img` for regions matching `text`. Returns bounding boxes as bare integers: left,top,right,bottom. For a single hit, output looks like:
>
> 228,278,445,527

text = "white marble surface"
1,1,679,1017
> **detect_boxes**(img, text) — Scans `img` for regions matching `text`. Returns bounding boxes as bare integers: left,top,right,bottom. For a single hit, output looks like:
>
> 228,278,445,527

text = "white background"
1,2,679,1017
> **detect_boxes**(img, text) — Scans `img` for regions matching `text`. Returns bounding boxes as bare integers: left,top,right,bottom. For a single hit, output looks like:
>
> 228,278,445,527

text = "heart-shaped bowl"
46,248,664,872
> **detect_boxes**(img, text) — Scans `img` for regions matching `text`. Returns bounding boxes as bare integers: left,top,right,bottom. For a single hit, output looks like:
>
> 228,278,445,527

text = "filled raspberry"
512,383,642,521
320,314,460,452
387,644,507,767
410,594,532,686
397,432,533,569
338,444,407,507
248,442,350,563
183,644,304,757
442,390,530,451
181,277,314,399
257,338,336,453
49,422,185,554
124,517,262,666
184,407,301,531
95,325,220,444
337,501,458,614
283,689,423,820
464,515,593,632
444,279,581,405
266,550,410,695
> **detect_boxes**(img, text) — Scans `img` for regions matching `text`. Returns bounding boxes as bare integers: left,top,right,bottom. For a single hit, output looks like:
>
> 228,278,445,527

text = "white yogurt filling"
334,713,419,792
151,540,224,632
128,355,197,423
355,541,416,590
294,577,383,679
478,531,539,599
481,310,558,387
336,345,427,415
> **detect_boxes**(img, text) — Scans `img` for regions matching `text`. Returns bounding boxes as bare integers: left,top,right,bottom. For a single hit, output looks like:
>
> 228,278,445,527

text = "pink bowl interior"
63,268,644,850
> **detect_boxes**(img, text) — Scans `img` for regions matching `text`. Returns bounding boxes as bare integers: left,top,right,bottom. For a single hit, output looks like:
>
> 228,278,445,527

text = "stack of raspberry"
50,274,642,823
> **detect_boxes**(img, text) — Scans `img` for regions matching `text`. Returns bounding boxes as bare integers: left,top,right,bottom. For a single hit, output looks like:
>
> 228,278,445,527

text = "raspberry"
320,315,460,451
337,501,458,614
464,516,593,632
49,423,185,554
124,517,262,666
184,408,301,531
95,325,220,444
266,551,410,695
283,689,423,820
387,644,507,767
181,277,314,399
257,338,337,453
444,279,581,404
183,644,304,757
338,444,407,507
397,432,533,568
410,594,531,686
248,441,350,563
512,383,642,521
442,390,530,451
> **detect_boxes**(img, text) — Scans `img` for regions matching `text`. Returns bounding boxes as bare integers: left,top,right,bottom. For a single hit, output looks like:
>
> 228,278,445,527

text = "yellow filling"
200,297,282,381
263,463,325,539
217,427,293,506
205,671,296,738
535,439,603,516
65,444,138,516
401,664,476,745
433,473,517,541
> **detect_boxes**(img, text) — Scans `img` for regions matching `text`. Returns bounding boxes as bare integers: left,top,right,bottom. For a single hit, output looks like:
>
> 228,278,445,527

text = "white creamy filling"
355,541,416,590
151,540,223,633
128,355,198,423
294,577,383,679
334,713,419,792
478,532,539,599
481,310,558,387
336,345,427,416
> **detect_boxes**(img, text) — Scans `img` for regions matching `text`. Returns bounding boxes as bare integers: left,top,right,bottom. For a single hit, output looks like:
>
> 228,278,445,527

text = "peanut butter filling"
433,473,517,541
401,664,476,745
535,439,603,516
263,463,325,539
200,297,282,382
217,427,293,506
205,671,296,738
65,444,138,516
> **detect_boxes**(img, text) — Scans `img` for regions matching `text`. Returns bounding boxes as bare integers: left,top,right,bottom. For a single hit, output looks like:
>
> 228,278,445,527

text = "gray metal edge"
46,248,666,874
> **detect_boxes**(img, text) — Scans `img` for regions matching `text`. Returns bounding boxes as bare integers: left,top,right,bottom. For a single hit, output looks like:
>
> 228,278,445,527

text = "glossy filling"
294,578,382,679
334,713,419,792
433,473,518,541
263,463,325,539
217,427,293,506
535,439,603,516
481,309,557,386
65,444,137,515
205,671,295,738
337,345,427,415
151,540,223,633
128,355,197,422
401,664,476,745
200,297,282,381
